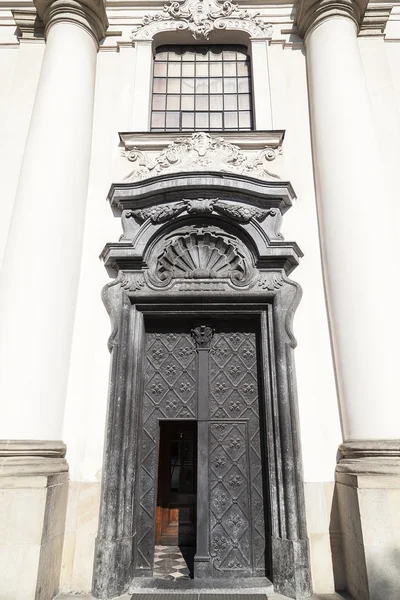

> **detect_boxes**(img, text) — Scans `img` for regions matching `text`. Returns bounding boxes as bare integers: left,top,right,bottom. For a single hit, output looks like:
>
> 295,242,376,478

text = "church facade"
0,0,400,598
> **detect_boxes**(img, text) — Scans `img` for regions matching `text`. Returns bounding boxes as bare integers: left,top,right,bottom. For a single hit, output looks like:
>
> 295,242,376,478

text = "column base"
271,536,312,599
336,440,400,600
0,440,68,600
193,554,213,579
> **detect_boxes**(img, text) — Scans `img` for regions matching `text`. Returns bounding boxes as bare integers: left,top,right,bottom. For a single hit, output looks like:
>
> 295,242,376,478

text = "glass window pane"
224,62,236,76
152,95,166,110
196,49,208,61
212,95,223,110
154,63,167,77
156,49,168,60
196,95,208,110
224,95,237,110
209,47,223,60
181,95,195,110
238,94,251,110
223,49,236,60
239,111,252,128
152,44,253,132
196,63,208,77
168,62,181,77
167,95,180,110
182,63,195,77
151,112,165,128
168,47,183,60
224,78,237,93
182,49,196,61
196,112,209,128
237,47,248,60
153,78,167,93
210,63,223,77
209,78,222,94
195,79,209,93
237,61,250,77
166,112,180,128
238,78,250,93
182,78,195,93
182,112,194,128
167,78,181,93
224,111,238,128
210,112,223,129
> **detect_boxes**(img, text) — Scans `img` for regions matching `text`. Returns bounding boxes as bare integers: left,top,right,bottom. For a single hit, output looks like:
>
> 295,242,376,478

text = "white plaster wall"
0,42,45,268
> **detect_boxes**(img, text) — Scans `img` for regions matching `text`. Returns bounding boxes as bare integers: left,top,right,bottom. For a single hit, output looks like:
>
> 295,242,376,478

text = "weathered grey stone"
94,172,311,599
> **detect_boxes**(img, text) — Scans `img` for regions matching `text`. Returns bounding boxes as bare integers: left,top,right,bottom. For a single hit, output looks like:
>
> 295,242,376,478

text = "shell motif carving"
152,230,252,287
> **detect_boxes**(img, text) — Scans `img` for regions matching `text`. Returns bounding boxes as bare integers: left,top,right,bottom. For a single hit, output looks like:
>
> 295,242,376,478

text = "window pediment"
131,0,273,41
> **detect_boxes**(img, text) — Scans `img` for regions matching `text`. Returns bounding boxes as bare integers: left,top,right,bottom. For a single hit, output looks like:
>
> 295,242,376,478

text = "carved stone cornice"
359,4,392,36
131,0,272,41
12,10,45,41
0,440,68,476
337,440,400,476
34,0,108,43
296,0,368,39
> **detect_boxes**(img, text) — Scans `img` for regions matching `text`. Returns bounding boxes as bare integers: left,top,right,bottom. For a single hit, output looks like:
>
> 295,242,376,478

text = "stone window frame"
131,21,273,132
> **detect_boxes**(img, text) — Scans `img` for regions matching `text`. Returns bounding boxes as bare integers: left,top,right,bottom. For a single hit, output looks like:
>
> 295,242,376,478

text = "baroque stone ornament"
149,226,253,288
123,132,280,182
120,273,145,291
191,325,215,347
126,198,276,225
258,272,284,290
132,0,273,40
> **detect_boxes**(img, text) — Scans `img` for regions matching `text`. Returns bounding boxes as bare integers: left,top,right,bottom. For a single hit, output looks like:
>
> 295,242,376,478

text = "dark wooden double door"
135,318,266,578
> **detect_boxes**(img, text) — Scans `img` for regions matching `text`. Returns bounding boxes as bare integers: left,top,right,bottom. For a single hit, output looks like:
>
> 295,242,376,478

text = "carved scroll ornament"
125,198,277,225
123,132,280,182
132,0,273,40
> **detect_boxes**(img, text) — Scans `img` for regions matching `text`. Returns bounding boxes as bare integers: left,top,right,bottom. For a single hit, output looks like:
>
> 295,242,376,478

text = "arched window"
151,45,253,132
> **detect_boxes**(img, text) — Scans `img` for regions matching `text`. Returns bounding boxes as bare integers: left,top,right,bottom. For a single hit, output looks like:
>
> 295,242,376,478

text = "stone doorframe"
93,171,311,600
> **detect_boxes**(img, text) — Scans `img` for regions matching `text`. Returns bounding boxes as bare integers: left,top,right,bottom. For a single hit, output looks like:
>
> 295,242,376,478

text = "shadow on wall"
329,485,400,600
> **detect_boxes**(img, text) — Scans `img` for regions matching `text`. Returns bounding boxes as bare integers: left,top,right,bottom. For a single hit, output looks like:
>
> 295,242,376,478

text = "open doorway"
155,420,197,579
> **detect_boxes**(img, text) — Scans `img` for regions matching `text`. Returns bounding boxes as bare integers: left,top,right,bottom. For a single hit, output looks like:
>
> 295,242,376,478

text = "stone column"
297,2,400,598
0,1,107,598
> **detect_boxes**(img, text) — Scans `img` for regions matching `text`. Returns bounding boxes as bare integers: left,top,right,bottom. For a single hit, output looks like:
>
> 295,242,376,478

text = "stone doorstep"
55,593,352,599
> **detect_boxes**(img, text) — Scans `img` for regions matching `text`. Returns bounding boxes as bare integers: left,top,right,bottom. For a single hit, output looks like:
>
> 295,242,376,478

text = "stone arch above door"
93,171,312,600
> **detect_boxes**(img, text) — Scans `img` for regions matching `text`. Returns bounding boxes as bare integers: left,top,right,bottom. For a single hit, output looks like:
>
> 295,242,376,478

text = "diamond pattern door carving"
134,321,266,579
209,330,265,576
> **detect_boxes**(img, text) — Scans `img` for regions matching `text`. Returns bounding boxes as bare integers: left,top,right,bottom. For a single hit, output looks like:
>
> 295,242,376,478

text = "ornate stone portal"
93,170,311,599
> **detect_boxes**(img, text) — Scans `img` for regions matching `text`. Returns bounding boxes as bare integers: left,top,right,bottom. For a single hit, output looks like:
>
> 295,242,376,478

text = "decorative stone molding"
126,198,277,225
359,4,392,36
34,0,108,43
0,440,68,476
258,272,285,290
12,10,45,41
149,225,254,288
296,0,368,39
337,440,400,475
191,325,215,347
96,169,310,599
123,132,280,182
131,0,273,41
120,130,285,153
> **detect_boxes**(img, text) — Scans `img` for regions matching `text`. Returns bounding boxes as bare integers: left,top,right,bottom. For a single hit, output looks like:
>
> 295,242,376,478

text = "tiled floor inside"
153,545,195,580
